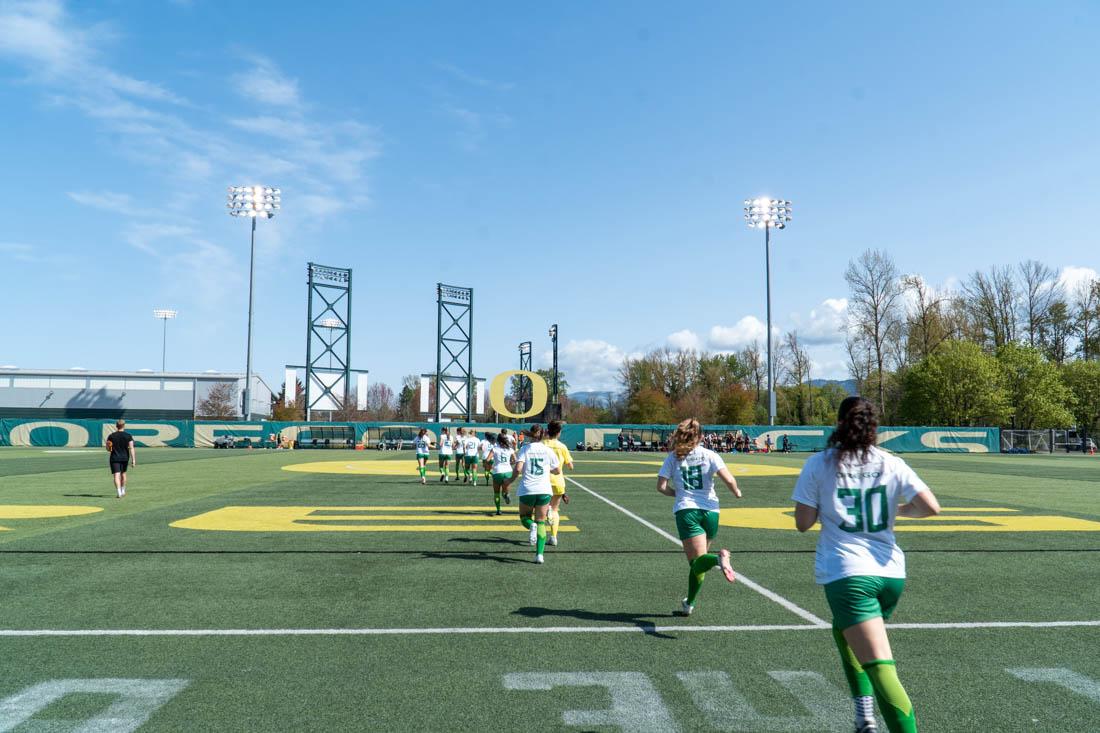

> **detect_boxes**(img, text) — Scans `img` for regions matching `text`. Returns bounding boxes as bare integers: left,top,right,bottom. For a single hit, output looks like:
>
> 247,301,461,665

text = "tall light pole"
227,185,281,420
153,309,177,373
548,323,559,410
744,197,792,426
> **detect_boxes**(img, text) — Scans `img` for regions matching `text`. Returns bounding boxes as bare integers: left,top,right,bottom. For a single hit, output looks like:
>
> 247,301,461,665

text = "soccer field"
1,448,1099,731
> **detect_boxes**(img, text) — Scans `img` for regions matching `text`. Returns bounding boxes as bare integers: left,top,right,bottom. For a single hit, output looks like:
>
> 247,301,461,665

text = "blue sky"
1,0,1098,394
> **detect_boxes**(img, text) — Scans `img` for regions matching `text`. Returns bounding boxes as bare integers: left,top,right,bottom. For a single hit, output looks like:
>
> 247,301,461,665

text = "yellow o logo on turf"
489,370,548,419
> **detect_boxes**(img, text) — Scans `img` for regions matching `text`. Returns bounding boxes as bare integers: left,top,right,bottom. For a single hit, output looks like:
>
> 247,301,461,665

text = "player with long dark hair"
414,428,430,484
793,396,941,733
514,424,560,564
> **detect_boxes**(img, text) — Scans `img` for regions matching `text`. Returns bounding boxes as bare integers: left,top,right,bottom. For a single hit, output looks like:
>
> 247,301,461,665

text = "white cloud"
230,115,310,140
792,297,848,345
232,55,300,107
67,190,133,213
0,242,37,262
666,329,702,351
437,62,514,92
707,317,767,350
559,339,630,392
123,222,194,255
1058,265,1099,295
444,105,511,151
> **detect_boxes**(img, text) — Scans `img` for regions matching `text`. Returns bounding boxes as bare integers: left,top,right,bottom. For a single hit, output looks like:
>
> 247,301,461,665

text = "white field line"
3,620,1100,637
565,476,830,628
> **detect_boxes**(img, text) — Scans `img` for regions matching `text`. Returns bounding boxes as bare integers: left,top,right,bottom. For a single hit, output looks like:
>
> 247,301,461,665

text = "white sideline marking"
565,476,830,628
2,620,1099,637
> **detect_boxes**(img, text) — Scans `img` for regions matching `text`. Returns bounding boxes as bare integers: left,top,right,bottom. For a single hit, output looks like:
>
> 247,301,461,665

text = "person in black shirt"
105,419,137,499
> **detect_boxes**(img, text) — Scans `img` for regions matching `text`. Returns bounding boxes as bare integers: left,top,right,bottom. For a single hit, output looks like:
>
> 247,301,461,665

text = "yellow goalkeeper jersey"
544,438,573,490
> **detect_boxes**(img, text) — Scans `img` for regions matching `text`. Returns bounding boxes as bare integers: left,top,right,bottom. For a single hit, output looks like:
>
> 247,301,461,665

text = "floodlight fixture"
744,196,792,426
227,184,281,419
153,308,178,372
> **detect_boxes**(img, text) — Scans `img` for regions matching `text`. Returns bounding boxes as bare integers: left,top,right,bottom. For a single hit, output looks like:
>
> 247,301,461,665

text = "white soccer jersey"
414,436,430,455
516,442,560,496
464,436,479,456
490,445,515,474
791,446,930,585
479,439,493,460
658,446,727,514
505,433,516,448
439,435,454,456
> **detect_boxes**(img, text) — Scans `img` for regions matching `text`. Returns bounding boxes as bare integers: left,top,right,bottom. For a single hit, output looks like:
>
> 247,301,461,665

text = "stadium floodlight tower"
518,341,532,414
318,317,342,368
227,185,280,420
153,309,177,373
744,197,792,427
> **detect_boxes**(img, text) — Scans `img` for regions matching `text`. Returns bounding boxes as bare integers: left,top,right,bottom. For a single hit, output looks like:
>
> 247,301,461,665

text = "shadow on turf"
62,493,114,498
512,606,677,638
419,551,528,564
447,536,527,547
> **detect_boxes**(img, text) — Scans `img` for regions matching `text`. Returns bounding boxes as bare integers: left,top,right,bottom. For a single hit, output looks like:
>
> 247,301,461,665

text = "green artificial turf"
1,447,1099,730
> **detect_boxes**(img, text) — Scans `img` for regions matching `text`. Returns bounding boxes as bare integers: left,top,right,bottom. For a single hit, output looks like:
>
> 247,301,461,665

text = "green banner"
0,418,999,453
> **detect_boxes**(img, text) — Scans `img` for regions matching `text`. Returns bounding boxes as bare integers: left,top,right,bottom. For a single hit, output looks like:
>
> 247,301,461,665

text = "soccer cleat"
529,523,538,545
855,724,878,733
534,554,544,564
495,510,502,516
503,493,511,504
420,477,426,485
547,535,558,547
439,474,444,483
562,493,570,504
676,598,694,616
718,548,736,583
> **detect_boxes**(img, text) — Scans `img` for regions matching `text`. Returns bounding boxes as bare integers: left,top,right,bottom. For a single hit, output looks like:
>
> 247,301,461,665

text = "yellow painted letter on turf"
0,505,103,531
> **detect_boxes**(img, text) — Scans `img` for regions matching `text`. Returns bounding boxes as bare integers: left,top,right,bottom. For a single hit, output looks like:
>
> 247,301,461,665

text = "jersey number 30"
837,486,888,533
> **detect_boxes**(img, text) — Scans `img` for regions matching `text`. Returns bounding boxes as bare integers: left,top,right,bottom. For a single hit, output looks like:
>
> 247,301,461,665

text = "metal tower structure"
517,340,532,415
434,283,474,422
304,263,352,420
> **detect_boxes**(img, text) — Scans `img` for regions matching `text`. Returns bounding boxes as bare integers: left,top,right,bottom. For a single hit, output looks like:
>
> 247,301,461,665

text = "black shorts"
110,461,128,475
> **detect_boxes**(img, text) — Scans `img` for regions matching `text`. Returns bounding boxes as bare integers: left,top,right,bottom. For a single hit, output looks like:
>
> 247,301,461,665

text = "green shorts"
438,455,452,466
674,508,719,541
416,453,429,460
492,471,513,483
464,455,478,466
824,575,905,630
519,494,551,507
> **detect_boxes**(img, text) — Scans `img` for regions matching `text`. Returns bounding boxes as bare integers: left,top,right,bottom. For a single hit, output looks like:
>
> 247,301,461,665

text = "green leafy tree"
996,344,1075,429
899,340,1010,426
1062,360,1100,433
624,386,674,424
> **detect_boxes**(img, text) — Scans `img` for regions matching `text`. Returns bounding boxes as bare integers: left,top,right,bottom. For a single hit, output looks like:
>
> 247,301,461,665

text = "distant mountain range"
809,378,858,395
570,391,618,405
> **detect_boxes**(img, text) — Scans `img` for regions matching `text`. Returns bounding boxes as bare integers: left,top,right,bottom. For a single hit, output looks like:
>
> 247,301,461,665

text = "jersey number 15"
836,486,888,533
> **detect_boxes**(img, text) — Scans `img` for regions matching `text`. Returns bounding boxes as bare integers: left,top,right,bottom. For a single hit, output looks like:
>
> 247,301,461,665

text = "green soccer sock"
833,628,875,698
418,466,426,478
520,516,533,530
439,464,446,476
686,554,719,606
536,520,547,554
863,660,917,733
494,491,501,512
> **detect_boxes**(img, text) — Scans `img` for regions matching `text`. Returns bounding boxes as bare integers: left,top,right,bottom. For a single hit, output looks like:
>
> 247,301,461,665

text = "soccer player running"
792,396,941,733
489,432,516,515
438,427,454,483
453,428,466,481
543,419,575,547
512,424,560,564
105,419,136,499
414,429,431,485
657,418,739,616
479,432,495,486
463,430,480,485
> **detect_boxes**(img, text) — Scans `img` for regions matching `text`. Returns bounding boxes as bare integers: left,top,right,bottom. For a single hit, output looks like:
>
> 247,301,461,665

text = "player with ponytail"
792,396,941,733
657,418,741,616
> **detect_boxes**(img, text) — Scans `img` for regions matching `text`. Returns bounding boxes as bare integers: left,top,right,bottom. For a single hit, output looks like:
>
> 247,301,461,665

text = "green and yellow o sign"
488,370,548,419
